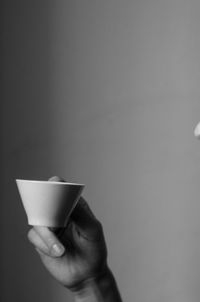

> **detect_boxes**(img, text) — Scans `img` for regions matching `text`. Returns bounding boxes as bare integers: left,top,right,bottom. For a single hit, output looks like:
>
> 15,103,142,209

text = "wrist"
71,266,110,293
71,266,122,302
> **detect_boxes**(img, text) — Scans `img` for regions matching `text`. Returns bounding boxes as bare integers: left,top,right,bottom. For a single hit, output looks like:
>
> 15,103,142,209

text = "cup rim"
16,179,85,187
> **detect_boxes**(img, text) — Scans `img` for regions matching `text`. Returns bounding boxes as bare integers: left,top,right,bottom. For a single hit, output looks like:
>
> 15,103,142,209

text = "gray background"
1,1,200,301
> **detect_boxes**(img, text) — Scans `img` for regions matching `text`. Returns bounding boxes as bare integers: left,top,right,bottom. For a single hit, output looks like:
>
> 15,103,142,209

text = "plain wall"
2,1,200,301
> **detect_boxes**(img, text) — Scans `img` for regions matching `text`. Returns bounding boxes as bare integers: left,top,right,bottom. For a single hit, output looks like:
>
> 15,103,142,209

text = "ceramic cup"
16,179,85,227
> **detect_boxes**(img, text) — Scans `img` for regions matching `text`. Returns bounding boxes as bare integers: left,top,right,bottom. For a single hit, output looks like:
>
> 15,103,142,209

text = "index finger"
71,197,103,241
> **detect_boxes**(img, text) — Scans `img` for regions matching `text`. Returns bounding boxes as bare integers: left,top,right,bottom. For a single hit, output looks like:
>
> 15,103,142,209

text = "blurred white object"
194,122,200,139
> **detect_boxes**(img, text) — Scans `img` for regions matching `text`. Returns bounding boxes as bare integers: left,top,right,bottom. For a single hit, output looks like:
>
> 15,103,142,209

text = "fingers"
28,226,65,257
71,197,103,241
72,197,97,221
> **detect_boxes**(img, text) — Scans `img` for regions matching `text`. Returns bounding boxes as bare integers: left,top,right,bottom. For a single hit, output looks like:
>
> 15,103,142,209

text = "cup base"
28,218,67,228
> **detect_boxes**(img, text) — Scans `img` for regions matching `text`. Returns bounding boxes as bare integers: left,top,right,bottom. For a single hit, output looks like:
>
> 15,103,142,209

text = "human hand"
27,177,108,292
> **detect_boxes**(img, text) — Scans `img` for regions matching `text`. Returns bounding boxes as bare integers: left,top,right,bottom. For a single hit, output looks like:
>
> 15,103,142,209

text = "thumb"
33,226,65,257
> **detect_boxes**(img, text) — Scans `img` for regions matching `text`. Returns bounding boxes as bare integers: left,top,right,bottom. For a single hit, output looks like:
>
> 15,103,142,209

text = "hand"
27,177,108,291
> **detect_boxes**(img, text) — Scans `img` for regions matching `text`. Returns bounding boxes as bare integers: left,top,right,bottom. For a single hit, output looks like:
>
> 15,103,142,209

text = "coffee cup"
16,179,85,227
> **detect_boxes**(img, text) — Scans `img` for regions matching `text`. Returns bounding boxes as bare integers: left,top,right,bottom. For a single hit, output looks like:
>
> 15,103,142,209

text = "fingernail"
52,243,65,257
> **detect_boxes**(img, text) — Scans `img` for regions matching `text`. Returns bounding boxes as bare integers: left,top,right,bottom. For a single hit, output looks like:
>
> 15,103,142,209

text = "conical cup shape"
16,179,84,227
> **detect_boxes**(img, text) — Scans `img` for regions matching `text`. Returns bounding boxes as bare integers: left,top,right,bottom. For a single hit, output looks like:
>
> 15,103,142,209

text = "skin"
28,176,122,301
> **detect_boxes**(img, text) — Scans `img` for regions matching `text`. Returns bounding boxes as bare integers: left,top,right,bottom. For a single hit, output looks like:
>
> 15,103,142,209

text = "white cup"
16,179,85,227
